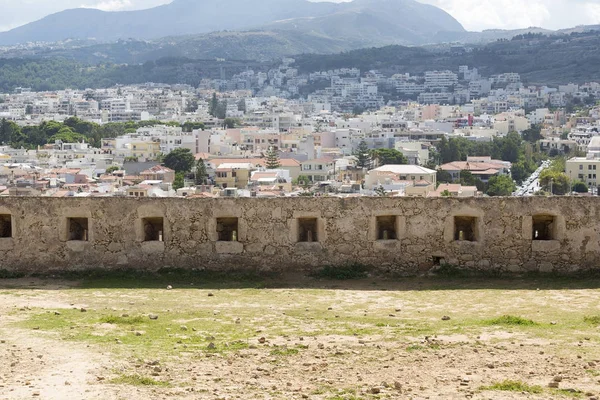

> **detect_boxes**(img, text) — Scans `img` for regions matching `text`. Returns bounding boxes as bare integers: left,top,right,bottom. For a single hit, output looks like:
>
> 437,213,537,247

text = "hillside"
0,58,271,92
5,30,600,92
0,31,355,64
292,30,600,85
0,0,464,47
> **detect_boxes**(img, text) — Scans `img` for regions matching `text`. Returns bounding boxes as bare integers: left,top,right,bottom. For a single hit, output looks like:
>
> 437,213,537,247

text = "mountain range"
0,0,465,47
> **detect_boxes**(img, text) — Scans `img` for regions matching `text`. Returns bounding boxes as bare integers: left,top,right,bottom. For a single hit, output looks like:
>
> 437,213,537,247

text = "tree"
106,166,120,174
194,158,208,185
459,170,486,192
437,169,453,184
573,181,589,193
49,126,86,143
486,175,517,196
265,146,281,169
352,105,365,116
371,148,407,166
163,148,195,173
185,99,198,113
441,189,452,197
214,100,227,119
492,131,522,163
237,99,247,113
522,125,543,143
209,93,219,117
374,186,387,196
0,118,23,145
173,172,185,190
294,175,311,189
223,118,237,129
182,122,205,132
511,161,528,184
353,140,371,169
539,169,570,195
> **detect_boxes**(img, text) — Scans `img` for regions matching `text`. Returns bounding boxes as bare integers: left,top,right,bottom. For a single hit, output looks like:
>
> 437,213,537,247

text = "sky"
1,0,600,33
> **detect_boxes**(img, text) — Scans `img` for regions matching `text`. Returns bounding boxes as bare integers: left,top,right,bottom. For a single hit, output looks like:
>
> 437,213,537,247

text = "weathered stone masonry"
0,197,598,274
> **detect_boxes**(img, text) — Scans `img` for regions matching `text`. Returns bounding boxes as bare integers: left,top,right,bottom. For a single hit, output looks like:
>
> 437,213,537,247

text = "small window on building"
0,215,12,238
68,218,88,241
143,217,164,242
580,165,584,170
532,215,556,241
298,218,318,242
217,218,238,241
454,216,477,242
376,216,397,240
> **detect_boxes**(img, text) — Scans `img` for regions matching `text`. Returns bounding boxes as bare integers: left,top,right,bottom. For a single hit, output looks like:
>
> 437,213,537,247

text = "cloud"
87,0,133,12
418,0,600,31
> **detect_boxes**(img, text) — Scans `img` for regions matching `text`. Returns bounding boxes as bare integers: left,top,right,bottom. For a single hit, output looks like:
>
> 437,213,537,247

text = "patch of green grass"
311,263,370,280
20,308,253,357
584,315,600,325
99,315,145,325
205,341,249,353
326,387,360,400
586,369,600,376
480,380,543,394
483,315,538,326
0,270,26,279
110,374,170,387
406,343,440,352
434,263,466,278
270,347,299,356
552,388,584,398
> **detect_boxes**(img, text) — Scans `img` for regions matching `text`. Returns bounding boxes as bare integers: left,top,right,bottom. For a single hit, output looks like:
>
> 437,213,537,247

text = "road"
514,160,551,197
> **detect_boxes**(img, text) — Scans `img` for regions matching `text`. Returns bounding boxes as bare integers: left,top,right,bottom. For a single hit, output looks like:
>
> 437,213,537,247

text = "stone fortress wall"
0,197,598,275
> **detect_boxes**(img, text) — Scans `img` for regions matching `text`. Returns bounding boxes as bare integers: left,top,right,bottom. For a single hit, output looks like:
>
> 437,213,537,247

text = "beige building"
140,165,175,184
566,157,600,188
365,165,436,190
215,163,255,189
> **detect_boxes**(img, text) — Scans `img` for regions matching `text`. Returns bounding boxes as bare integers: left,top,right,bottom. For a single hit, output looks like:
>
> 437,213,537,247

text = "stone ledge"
0,238,14,251
66,241,90,253
141,241,165,254
294,242,323,252
215,241,244,254
373,240,401,251
531,240,561,253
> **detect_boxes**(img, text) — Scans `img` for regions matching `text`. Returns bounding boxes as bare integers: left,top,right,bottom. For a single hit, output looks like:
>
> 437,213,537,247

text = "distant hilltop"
0,0,464,47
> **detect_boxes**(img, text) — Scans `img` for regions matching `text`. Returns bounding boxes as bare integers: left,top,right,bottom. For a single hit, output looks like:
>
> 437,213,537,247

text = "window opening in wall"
376,216,397,240
143,218,164,242
454,216,477,242
0,214,12,238
532,215,556,241
432,256,445,266
298,218,318,242
217,218,238,241
68,218,88,241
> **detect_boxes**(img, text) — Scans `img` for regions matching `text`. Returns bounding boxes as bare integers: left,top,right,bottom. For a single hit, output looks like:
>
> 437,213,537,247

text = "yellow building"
215,163,255,189
102,137,161,161
566,157,600,188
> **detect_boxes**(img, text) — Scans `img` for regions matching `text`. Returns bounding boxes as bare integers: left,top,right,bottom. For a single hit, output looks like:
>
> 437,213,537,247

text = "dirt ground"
1,276,600,400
